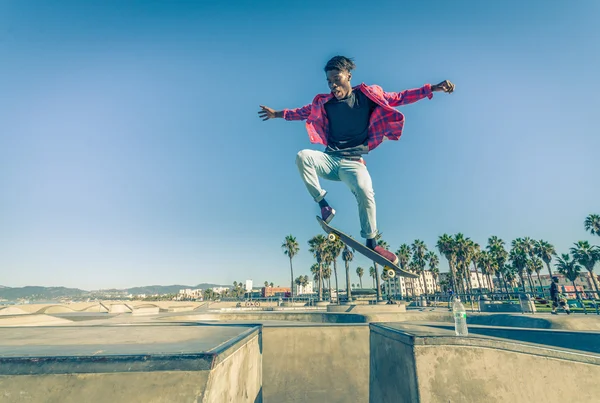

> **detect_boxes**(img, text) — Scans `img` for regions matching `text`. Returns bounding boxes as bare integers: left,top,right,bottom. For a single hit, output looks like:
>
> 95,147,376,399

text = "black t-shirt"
550,282,558,298
324,89,377,158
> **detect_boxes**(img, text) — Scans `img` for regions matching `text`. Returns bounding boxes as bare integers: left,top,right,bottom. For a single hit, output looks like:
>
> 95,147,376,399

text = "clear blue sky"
1,0,599,290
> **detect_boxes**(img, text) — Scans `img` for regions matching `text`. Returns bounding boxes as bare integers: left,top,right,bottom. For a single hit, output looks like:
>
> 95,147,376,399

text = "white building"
296,281,313,295
438,271,496,292
245,280,253,292
468,270,494,290
178,289,203,299
211,286,229,294
384,271,439,297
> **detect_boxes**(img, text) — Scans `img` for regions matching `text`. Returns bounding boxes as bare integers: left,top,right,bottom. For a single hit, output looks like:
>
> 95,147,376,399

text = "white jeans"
295,149,377,239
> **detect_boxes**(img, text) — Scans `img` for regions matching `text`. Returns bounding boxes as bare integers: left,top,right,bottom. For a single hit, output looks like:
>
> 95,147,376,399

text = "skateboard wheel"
385,268,396,278
381,272,388,281
327,233,337,242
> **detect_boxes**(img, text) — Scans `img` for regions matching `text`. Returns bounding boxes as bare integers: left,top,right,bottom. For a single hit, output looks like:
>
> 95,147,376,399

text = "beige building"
538,272,595,289
384,271,439,297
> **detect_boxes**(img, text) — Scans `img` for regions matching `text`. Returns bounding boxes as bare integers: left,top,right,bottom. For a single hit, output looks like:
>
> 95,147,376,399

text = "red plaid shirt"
283,83,433,151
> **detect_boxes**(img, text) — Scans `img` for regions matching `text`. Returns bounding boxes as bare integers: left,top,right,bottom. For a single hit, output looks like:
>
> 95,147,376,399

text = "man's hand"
432,80,455,94
258,105,282,121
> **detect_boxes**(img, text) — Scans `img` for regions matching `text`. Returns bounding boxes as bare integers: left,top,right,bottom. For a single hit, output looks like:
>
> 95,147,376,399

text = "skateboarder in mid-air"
258,56,455,265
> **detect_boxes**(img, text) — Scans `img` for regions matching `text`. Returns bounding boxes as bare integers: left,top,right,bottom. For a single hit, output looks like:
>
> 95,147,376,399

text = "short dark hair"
324,56,356,73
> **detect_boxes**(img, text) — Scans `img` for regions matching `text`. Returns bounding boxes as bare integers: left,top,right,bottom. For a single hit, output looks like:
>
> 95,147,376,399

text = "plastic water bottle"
452,298,468,336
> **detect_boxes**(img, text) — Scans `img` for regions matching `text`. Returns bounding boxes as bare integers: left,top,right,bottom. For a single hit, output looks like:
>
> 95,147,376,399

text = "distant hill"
0,286,88,300
0,283,230,300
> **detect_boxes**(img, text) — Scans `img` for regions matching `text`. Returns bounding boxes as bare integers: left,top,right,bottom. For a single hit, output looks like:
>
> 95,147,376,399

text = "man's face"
326,69,352,100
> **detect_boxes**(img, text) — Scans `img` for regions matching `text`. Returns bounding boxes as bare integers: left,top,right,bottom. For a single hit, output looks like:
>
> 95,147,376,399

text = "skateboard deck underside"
316,216,418,279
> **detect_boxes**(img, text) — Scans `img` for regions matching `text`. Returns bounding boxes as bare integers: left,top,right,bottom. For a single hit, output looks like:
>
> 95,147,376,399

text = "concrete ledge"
327,304,407,313
369,323,600,403
0,325,262,403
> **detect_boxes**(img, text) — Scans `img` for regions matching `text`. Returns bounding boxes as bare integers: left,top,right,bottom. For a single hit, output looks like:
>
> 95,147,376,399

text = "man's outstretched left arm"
383,80,455,107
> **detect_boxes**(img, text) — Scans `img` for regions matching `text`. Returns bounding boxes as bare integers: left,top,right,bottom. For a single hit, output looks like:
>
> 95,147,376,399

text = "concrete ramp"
108,303,132,314
370,323,600,403
36,305,78,314
0,325,262,403
131,304,160,316
0,314,73,327
0,307,28,316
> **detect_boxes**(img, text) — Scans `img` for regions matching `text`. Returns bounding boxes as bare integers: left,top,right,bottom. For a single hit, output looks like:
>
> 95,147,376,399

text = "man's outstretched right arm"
258,104,311,121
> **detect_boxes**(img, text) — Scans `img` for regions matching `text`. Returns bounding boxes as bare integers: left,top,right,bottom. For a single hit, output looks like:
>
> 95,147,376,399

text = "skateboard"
316,216,418,279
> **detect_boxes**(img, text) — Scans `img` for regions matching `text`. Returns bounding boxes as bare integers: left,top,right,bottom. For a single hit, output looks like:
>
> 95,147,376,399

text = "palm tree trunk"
544,261,553,277
374,262,381,302
345,261,352,302
536,272,543,294
572,281,581,302
333,260,339,304
318,263,323,301
502,275,510,294
289,257,294,302
587,269,599,298
359,275,363,289
527,273,535,293
519,273,527,292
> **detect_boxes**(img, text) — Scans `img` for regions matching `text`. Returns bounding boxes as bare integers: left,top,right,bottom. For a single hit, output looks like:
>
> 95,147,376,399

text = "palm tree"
584,214,600,237
487,236,508,293
396,244,413,296
264,281,269,288
521,237,538,290
477,251,492,291
342,246,354,302
326,237,344,303
529,257,544,293
454,234,472,294
369,266,376,289
503,264,517,293
534,240,556,278
437,234,458,294
372,238,389,301
282,235,300,301
570,240,600,296
270,282,274,287
308,235,327,301
356,267,364,289
411,240,429,295
468,241,481,292
556,253,583,300
510,239,529,292
310,262,321,287
426,251,440,293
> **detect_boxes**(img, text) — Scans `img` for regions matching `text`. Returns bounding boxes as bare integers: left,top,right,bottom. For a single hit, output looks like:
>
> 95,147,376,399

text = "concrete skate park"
1,300,599,403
